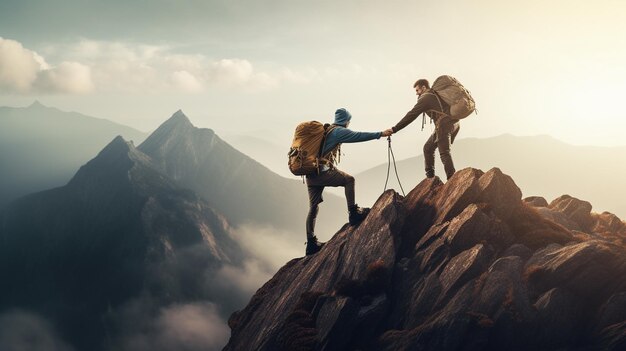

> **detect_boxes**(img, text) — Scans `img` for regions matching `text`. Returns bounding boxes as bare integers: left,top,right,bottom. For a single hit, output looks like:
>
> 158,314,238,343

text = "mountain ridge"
224,167,626,351
0,132,245,351
0,102,148,208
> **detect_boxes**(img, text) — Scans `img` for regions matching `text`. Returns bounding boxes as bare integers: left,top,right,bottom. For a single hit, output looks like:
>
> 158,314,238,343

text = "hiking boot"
348,204,370,226
305,236,325,256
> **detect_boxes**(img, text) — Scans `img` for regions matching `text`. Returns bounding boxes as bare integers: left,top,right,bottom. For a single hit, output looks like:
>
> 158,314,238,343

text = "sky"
1,0,626,149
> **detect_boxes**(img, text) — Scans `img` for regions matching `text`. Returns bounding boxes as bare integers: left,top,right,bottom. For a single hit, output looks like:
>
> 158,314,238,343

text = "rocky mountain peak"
224,167,626,351
157,109,194,133
137,109,215,159
169,109,192,125
67,135,155,189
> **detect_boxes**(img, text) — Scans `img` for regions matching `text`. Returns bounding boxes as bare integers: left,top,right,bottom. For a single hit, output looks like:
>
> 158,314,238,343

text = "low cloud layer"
0,37,94,94
118,302,229,351
0,310,74,351
0,37,317,96
214,224,303,298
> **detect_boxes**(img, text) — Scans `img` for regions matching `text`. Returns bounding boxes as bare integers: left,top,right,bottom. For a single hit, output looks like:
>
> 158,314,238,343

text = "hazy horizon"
2,0,626,150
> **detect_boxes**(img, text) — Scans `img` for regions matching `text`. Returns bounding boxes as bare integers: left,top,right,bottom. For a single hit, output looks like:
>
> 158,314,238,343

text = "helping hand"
381,128,393,137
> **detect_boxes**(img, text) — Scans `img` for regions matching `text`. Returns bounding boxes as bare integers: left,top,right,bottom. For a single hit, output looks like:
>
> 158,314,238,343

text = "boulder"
535,206,582,232
313,296,359,351
523,196,549,207
476,167,523,220
549,195,594,230
595,292,626,331
439,244,491,299
524,241,619,298
532,288,583,348
443,204,514,254
433,168,484,225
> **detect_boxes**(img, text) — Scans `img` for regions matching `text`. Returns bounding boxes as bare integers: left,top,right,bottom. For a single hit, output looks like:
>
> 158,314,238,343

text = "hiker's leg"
345,174,355,208
321,169,355,209
306,185,324,240
423,131,437,178
437,123,457,180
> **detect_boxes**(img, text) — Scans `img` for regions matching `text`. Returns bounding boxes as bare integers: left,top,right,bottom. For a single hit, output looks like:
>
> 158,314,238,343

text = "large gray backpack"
431,75,476,119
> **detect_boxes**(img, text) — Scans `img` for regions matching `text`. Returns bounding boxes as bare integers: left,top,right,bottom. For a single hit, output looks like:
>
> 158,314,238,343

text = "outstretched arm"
391,94,438,133
333,127,382,143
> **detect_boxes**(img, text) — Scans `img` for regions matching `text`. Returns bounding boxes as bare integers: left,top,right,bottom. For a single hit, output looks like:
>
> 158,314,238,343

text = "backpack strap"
315,124,336,173
422,91,446,115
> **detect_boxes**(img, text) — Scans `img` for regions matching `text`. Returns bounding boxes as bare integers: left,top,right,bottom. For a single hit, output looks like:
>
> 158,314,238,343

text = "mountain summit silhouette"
224,167,626,351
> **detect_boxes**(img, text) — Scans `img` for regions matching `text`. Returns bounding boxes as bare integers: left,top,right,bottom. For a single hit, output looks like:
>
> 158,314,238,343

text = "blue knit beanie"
334,108,352,126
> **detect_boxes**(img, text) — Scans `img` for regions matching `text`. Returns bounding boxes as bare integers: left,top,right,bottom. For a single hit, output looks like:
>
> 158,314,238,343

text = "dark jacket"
392,90,455,133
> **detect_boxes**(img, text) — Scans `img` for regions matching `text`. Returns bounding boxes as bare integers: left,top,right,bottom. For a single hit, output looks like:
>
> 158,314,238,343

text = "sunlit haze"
1,0,625,149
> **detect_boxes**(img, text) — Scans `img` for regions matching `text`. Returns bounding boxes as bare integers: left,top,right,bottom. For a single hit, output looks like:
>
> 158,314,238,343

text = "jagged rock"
523,196,549,207
313,296,359,351
525,241,621,298
439,244,491,299
471,257,535,350
402,177,443,251
225,167,626,351
549,194,594,230
351,295,390,350
433,168,484,224
535,206,582,231
595,292,626,331
442,204,514,254
532,288,583,348
473,256,533,320
476,167,522,221
592,212,626,246
507,203,575,250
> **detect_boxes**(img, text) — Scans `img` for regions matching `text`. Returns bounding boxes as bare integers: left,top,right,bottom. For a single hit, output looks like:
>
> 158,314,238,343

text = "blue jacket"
321,108,382,155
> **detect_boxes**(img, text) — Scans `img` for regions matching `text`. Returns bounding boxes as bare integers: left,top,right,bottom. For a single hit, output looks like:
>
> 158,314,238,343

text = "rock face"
224,167,626,351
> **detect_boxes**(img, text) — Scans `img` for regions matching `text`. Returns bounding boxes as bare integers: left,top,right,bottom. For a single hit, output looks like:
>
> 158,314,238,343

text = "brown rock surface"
224,168,626,351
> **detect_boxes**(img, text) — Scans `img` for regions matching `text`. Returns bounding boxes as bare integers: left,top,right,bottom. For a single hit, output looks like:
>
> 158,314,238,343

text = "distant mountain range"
354,134,626,219
0,134,244,351
0,101,147,208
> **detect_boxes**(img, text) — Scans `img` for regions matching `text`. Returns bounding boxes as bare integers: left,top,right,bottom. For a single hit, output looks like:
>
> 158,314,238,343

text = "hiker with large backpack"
289,108,392,256
384,76,475,180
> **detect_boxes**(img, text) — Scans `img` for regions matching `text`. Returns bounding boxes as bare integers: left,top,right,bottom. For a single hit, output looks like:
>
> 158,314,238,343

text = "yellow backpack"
288,121,335,176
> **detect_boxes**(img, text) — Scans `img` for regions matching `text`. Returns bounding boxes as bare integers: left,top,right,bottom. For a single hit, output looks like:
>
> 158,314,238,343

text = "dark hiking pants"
424,120,460,180
305,168,355,239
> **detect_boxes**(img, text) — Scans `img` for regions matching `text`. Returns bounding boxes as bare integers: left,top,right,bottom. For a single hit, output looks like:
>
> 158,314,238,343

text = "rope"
383,136,406,196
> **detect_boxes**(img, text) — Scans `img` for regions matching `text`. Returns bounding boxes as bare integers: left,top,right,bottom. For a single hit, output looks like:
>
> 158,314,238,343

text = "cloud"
0,310,74,351
0,37,94,94
2,37,370,95
171,70,204,93
35,61,94,94
213,224,303,297
116,302,230,351
43,39,293,94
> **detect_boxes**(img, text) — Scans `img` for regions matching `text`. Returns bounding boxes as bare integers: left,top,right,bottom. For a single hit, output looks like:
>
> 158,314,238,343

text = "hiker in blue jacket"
305,108,392,255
